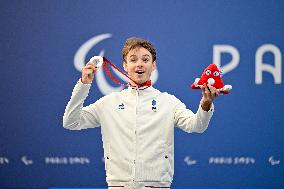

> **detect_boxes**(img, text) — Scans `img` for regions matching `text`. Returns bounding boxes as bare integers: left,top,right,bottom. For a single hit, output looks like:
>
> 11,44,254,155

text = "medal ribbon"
102,57,151,88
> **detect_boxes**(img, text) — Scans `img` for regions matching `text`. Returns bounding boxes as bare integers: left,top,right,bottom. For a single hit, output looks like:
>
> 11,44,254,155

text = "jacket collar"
127,80,152,91
124,85,158,96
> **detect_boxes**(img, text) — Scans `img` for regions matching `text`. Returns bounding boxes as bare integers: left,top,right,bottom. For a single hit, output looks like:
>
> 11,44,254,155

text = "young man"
63,37,218,188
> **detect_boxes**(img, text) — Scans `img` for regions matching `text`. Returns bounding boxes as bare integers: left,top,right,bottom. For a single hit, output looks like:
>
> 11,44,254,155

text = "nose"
136,59,144,67
207,78,215,85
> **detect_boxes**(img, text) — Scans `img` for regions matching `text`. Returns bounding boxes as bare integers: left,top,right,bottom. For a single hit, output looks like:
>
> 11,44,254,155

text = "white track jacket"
63,80,214,189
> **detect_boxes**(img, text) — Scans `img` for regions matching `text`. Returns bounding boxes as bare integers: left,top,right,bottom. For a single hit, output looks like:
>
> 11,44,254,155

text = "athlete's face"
123,47,156,86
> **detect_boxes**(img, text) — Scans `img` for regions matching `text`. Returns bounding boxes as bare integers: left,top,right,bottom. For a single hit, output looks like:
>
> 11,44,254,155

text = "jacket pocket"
104,142,111,176
104,142,132,181
136,142,171,181
163,143,171,173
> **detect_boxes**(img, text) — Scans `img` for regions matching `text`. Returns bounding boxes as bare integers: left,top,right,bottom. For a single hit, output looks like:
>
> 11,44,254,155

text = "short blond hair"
122,37,156,62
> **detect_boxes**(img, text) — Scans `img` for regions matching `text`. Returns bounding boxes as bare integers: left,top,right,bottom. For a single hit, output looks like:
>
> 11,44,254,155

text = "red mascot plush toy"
191,64,232,94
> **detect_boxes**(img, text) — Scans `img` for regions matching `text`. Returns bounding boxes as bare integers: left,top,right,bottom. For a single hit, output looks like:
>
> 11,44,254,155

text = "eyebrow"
129,54,150,58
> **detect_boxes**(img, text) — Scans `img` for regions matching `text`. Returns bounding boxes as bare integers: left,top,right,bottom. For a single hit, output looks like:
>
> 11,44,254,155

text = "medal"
89,56,151,88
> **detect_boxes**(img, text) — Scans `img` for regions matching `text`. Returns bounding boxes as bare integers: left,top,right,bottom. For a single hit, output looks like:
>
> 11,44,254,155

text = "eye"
205,70,211,76
130,58,137,63
213,71,220,76
142,58,150,63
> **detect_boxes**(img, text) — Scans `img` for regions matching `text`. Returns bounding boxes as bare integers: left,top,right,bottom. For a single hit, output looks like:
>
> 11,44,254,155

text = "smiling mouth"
136,71,145,75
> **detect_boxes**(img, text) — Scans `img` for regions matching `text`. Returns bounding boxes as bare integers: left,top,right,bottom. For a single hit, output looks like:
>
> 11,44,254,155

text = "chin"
134,77,144,83
133,79,145,85
137,80,145,85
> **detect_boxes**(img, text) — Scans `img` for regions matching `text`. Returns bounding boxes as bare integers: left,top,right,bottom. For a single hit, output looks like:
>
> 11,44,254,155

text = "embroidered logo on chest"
118,103,125,109
152,99,157,112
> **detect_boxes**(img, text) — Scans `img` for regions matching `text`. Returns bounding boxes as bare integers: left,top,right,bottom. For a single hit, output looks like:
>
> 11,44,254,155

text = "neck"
130,80,152,88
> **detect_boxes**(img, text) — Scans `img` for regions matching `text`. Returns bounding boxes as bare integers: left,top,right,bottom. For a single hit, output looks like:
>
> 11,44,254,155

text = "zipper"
132,89,139,182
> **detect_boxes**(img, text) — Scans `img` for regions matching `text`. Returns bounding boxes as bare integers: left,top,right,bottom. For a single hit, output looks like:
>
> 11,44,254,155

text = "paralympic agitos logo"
74,33,159,95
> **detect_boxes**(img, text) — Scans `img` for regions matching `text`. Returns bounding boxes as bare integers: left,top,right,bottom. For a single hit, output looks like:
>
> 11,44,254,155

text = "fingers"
83,62,97,74
201,83,210,96
201,84,206,95
208,84,219,97
201,83,218,99
85,62,97,71
81,62,97,84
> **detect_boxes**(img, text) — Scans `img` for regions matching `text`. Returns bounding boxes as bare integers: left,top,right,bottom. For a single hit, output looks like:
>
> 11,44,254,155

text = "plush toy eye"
205,70,211,75
213,71,220,76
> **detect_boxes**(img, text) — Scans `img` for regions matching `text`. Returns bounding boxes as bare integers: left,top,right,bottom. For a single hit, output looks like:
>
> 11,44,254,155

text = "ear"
123,61,128,72
151,61,157,71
